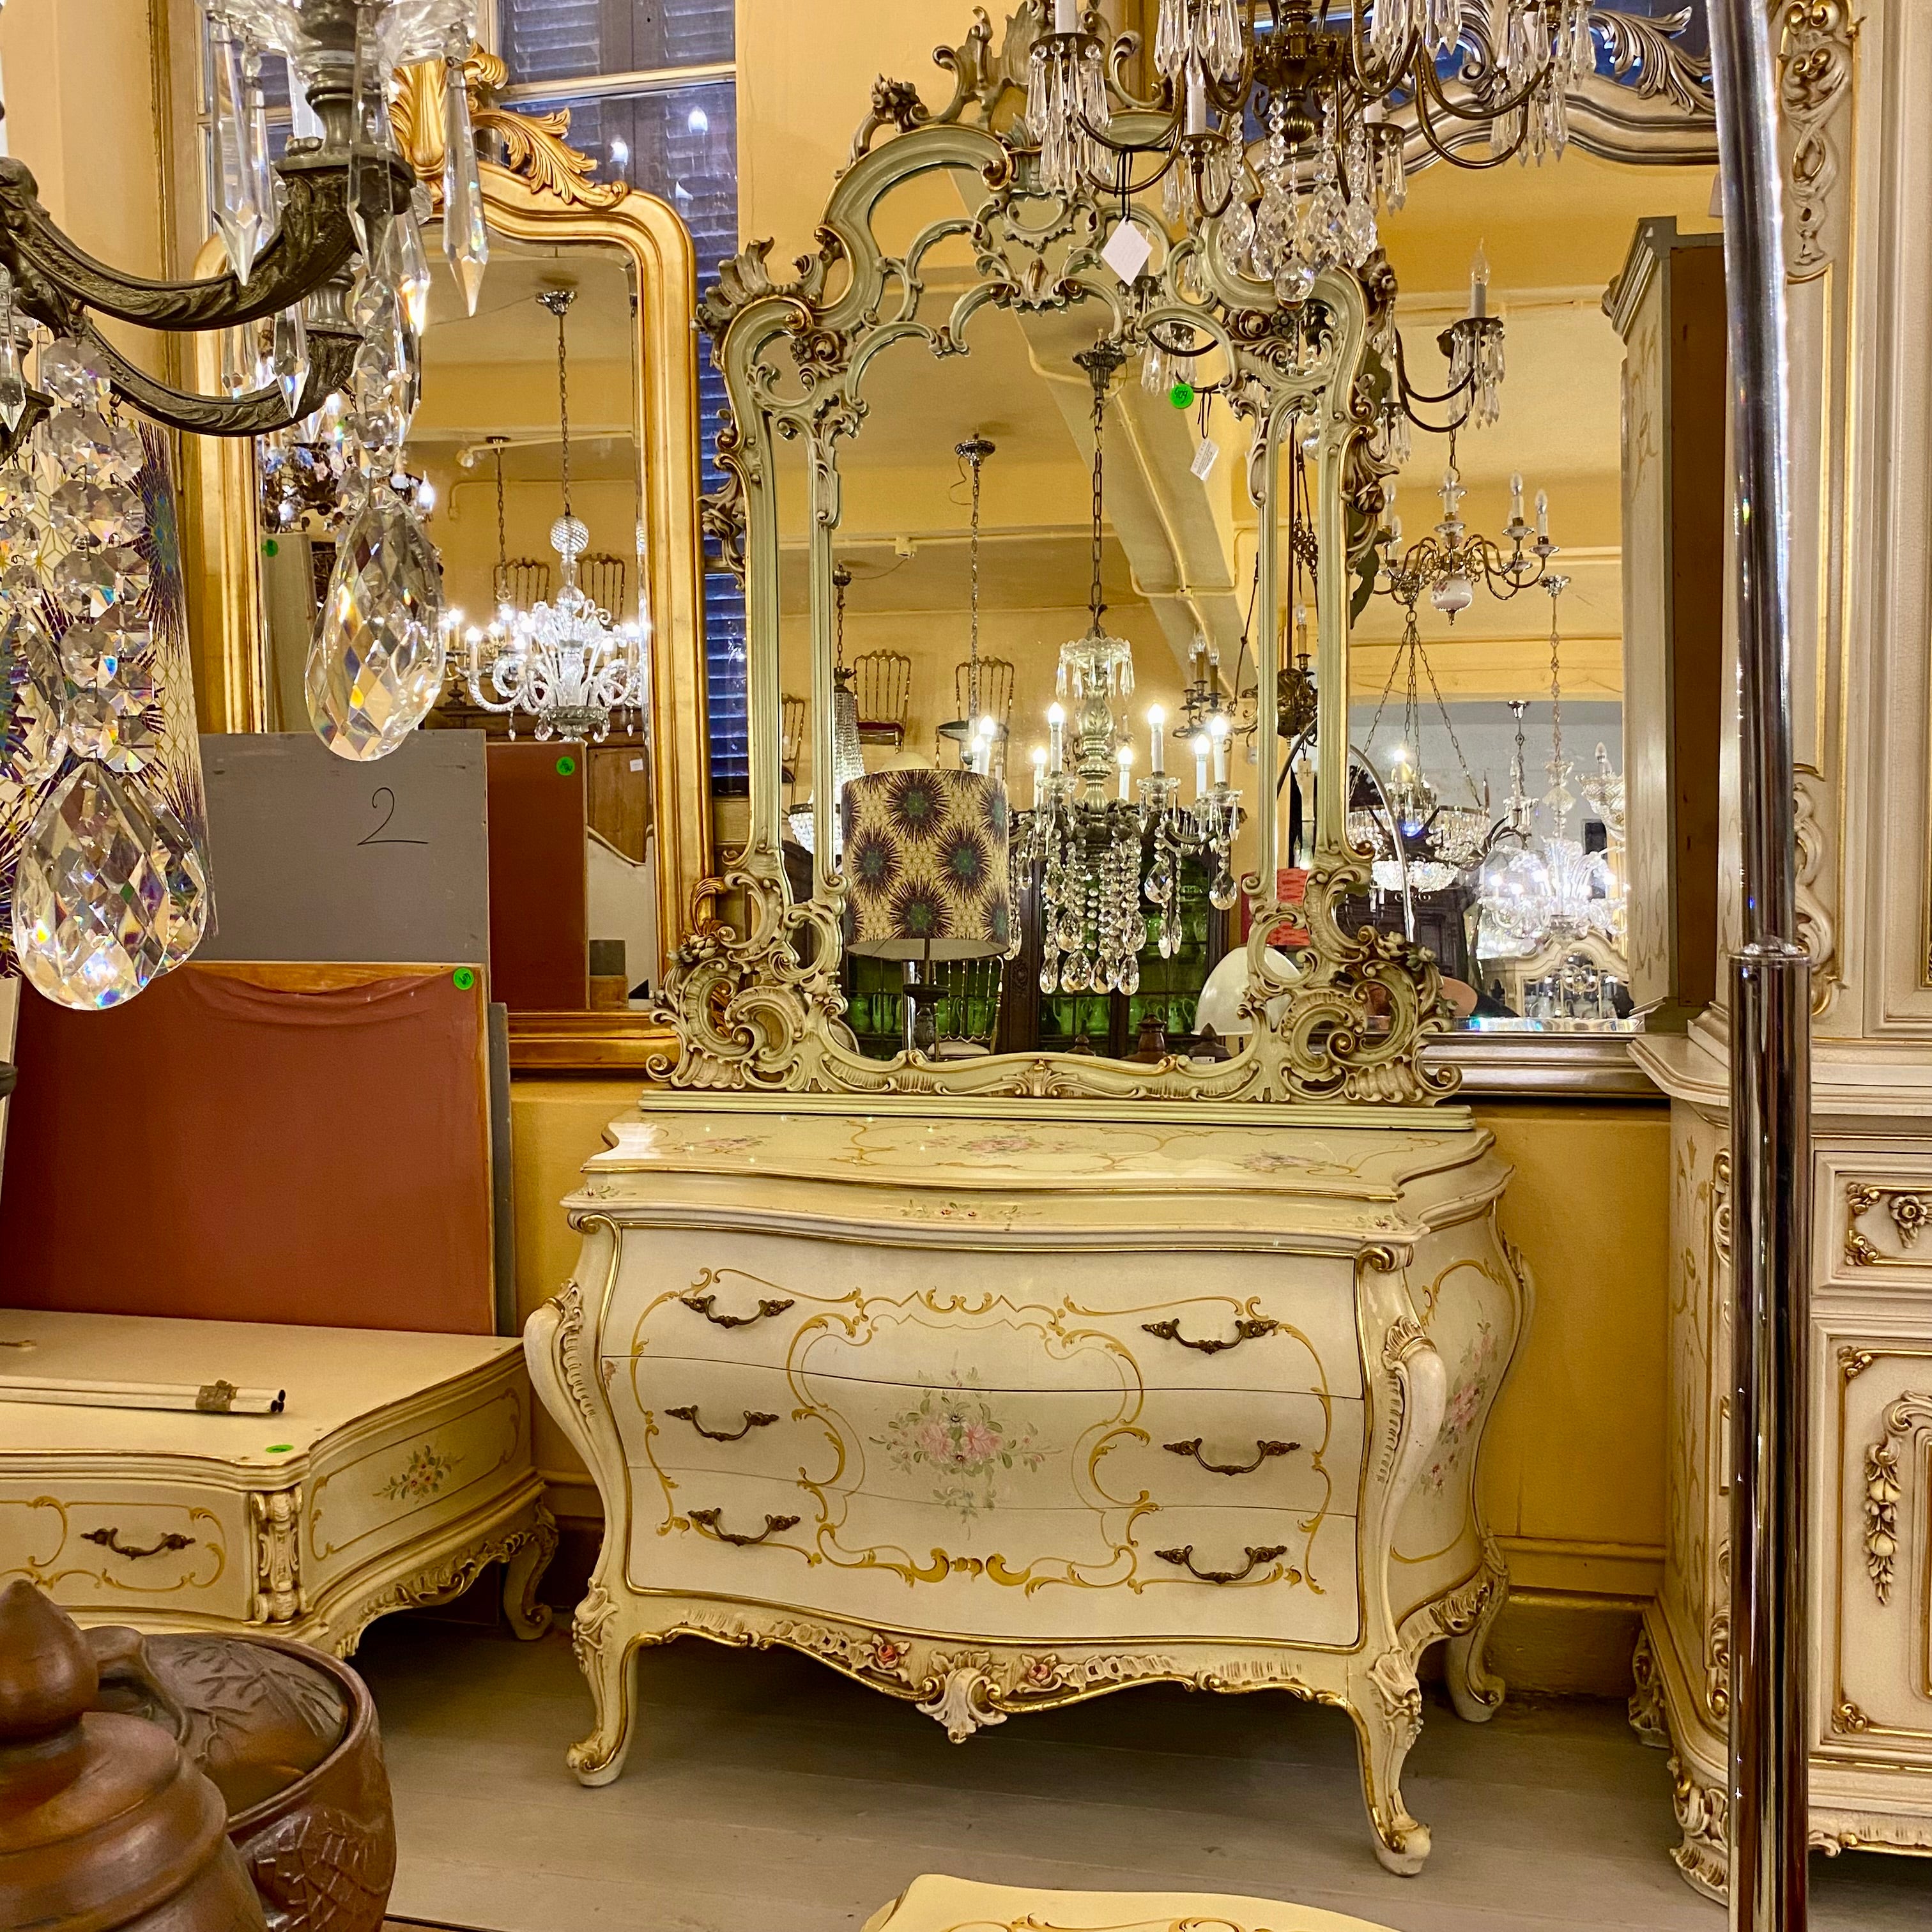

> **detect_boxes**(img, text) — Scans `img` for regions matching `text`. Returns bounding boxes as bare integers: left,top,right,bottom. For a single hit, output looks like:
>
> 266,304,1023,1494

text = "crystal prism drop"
209,20,268,284
38,339,107,410
150,792,211,971
273,303,310,417
1,602,68,787
49,478,146,548
443,53,489,316
306,489,447,762
60,610,150,684
0,268,23,433
11,763,176,1009
52,545,149,620
390,209,433,336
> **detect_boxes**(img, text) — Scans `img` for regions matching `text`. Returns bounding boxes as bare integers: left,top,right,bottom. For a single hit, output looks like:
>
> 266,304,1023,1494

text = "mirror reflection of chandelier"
1475,574,1629,978
452,291,646,744
1015,342,1149,997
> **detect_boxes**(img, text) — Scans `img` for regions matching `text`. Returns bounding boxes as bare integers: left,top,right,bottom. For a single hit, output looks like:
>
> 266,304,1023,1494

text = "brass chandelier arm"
0,153,398,334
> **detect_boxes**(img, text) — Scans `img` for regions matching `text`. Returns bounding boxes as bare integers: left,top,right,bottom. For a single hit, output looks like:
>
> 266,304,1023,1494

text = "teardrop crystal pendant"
443,47,489,316
208,17,269,283
272,302,310,417
306,487,447,762
11,761,207,1009
0,268,24,434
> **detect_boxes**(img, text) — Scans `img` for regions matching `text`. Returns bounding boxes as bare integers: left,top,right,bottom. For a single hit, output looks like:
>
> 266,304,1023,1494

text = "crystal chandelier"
1350,597,1491,896
1014,342,1150,997
1380,452,1561,620
1475,572,1628,958
453,291,645,744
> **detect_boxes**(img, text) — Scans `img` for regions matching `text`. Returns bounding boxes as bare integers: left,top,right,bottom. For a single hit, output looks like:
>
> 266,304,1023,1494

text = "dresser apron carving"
527,1098,1531,1874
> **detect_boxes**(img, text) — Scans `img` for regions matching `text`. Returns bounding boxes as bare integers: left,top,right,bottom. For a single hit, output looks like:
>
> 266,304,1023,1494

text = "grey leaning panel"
197,732,490,965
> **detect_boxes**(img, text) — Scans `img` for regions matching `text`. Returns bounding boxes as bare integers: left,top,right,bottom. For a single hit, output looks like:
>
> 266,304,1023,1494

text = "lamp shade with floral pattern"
841,766,1011,962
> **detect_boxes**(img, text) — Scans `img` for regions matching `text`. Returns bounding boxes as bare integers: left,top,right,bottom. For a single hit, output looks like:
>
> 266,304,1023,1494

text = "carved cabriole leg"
525,1218,641,1784
502,1502,558,1639
1352,1649,1430,1876
1669,1752,1731,1902
565,1582,644,1786
1352,1246,1448,1875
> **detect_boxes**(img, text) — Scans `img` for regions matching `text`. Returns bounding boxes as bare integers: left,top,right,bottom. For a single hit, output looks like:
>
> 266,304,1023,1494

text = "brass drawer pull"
1154,1542,1290,1585
81,1528,194,1562
680,1292,795,1330
665,1405,780,1443
1141,1315,1278,1356
689,1507,799,1547
1162,1437,1300,1476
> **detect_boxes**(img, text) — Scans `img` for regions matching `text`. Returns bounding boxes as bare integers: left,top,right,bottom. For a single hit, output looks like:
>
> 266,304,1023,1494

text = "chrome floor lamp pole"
1708,4,1813,1930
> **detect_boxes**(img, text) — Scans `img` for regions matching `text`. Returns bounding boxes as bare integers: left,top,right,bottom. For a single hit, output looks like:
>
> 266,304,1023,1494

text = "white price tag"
1191,436,1221,480
1101,220,1153,286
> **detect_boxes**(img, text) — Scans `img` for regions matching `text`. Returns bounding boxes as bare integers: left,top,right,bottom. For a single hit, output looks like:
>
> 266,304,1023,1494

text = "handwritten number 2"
357,786,428,847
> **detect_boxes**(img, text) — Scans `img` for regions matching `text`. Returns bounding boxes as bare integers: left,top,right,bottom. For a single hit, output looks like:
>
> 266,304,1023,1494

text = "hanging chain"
957,436,993,720
493,442,507,571
1547,574,1570,782
834,560,850,674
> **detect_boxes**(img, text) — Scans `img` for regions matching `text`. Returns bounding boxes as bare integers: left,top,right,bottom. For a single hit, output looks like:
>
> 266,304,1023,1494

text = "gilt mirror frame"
184,46,710,1070
653,103,1457,1110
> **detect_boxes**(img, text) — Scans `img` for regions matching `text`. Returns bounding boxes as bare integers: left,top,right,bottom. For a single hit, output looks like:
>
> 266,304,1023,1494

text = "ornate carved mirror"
190,49,709,1068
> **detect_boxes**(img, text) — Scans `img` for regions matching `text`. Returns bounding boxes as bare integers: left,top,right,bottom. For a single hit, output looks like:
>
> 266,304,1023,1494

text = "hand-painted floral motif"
1423,1320,1498,1495
379,1443,462,1503
873,1372,1046,1520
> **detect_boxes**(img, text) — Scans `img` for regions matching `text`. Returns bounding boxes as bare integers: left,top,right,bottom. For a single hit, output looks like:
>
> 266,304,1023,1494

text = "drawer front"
628,1466,1360,1648
305,1374,531,1595
1830,1335,1932,1756
0,1480,249,1621
611,1229,1361,1401
622,1356,1362,1521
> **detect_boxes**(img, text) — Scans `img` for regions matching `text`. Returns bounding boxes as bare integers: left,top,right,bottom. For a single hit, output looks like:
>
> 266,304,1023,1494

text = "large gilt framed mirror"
652,6,1722,1105
186,48,707,1069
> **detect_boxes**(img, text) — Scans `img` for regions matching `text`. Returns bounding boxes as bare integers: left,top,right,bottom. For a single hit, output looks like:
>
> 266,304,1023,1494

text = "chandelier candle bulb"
1047,702,1066,774
1031,744,1047,807
1469,241,1490,318
1117,744,1134,801
1535,489,1550,540
1509,471,1525,523
1210,711,1230,786
1148,705,1165,774
1193,733,1210,800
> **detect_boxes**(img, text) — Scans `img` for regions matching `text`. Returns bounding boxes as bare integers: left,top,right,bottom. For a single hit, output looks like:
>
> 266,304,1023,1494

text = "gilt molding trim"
1863,1391,1932,1606
1777,0,1856,281
1844,1181,1931,1268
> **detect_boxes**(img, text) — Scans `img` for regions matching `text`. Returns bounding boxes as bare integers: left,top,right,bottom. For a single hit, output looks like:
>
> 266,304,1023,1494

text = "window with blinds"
499,0,747,792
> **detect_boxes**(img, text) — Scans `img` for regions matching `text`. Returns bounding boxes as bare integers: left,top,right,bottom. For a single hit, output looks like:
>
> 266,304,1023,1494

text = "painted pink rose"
961,1422,1001,1462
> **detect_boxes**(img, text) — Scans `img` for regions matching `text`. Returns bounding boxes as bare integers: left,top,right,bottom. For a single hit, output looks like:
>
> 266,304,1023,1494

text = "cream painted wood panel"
0,1308,557,1656
528,1098,1530,1878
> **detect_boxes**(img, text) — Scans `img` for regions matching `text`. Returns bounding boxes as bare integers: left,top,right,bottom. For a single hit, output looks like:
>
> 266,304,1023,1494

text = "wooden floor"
356,1618,1930,1932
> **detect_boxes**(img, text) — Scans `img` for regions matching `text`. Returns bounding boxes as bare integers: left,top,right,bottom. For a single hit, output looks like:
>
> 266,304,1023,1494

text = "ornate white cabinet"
529,1098,1529,1874
1632,1038,1932,1890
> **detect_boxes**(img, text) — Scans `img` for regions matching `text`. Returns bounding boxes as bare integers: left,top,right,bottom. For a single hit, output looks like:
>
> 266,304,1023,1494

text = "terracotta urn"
88,1629,396,1932
0,1579,268,1932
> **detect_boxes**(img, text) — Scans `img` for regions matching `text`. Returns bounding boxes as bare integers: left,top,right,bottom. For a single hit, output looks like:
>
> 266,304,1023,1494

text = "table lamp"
841,763,1011,1057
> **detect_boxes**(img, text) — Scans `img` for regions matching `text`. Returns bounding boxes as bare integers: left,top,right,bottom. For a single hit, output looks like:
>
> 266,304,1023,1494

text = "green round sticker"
1169,380,1195,411
453,968,477,991
261,537,280,558
555,755,578,777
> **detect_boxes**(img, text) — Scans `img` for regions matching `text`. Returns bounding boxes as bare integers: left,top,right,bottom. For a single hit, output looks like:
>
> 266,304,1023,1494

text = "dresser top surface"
0,1310,520,1462
585,1104,1498,1213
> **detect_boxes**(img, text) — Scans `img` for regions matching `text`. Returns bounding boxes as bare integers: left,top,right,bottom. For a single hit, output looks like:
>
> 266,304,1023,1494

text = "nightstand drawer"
0,1480,249,1621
